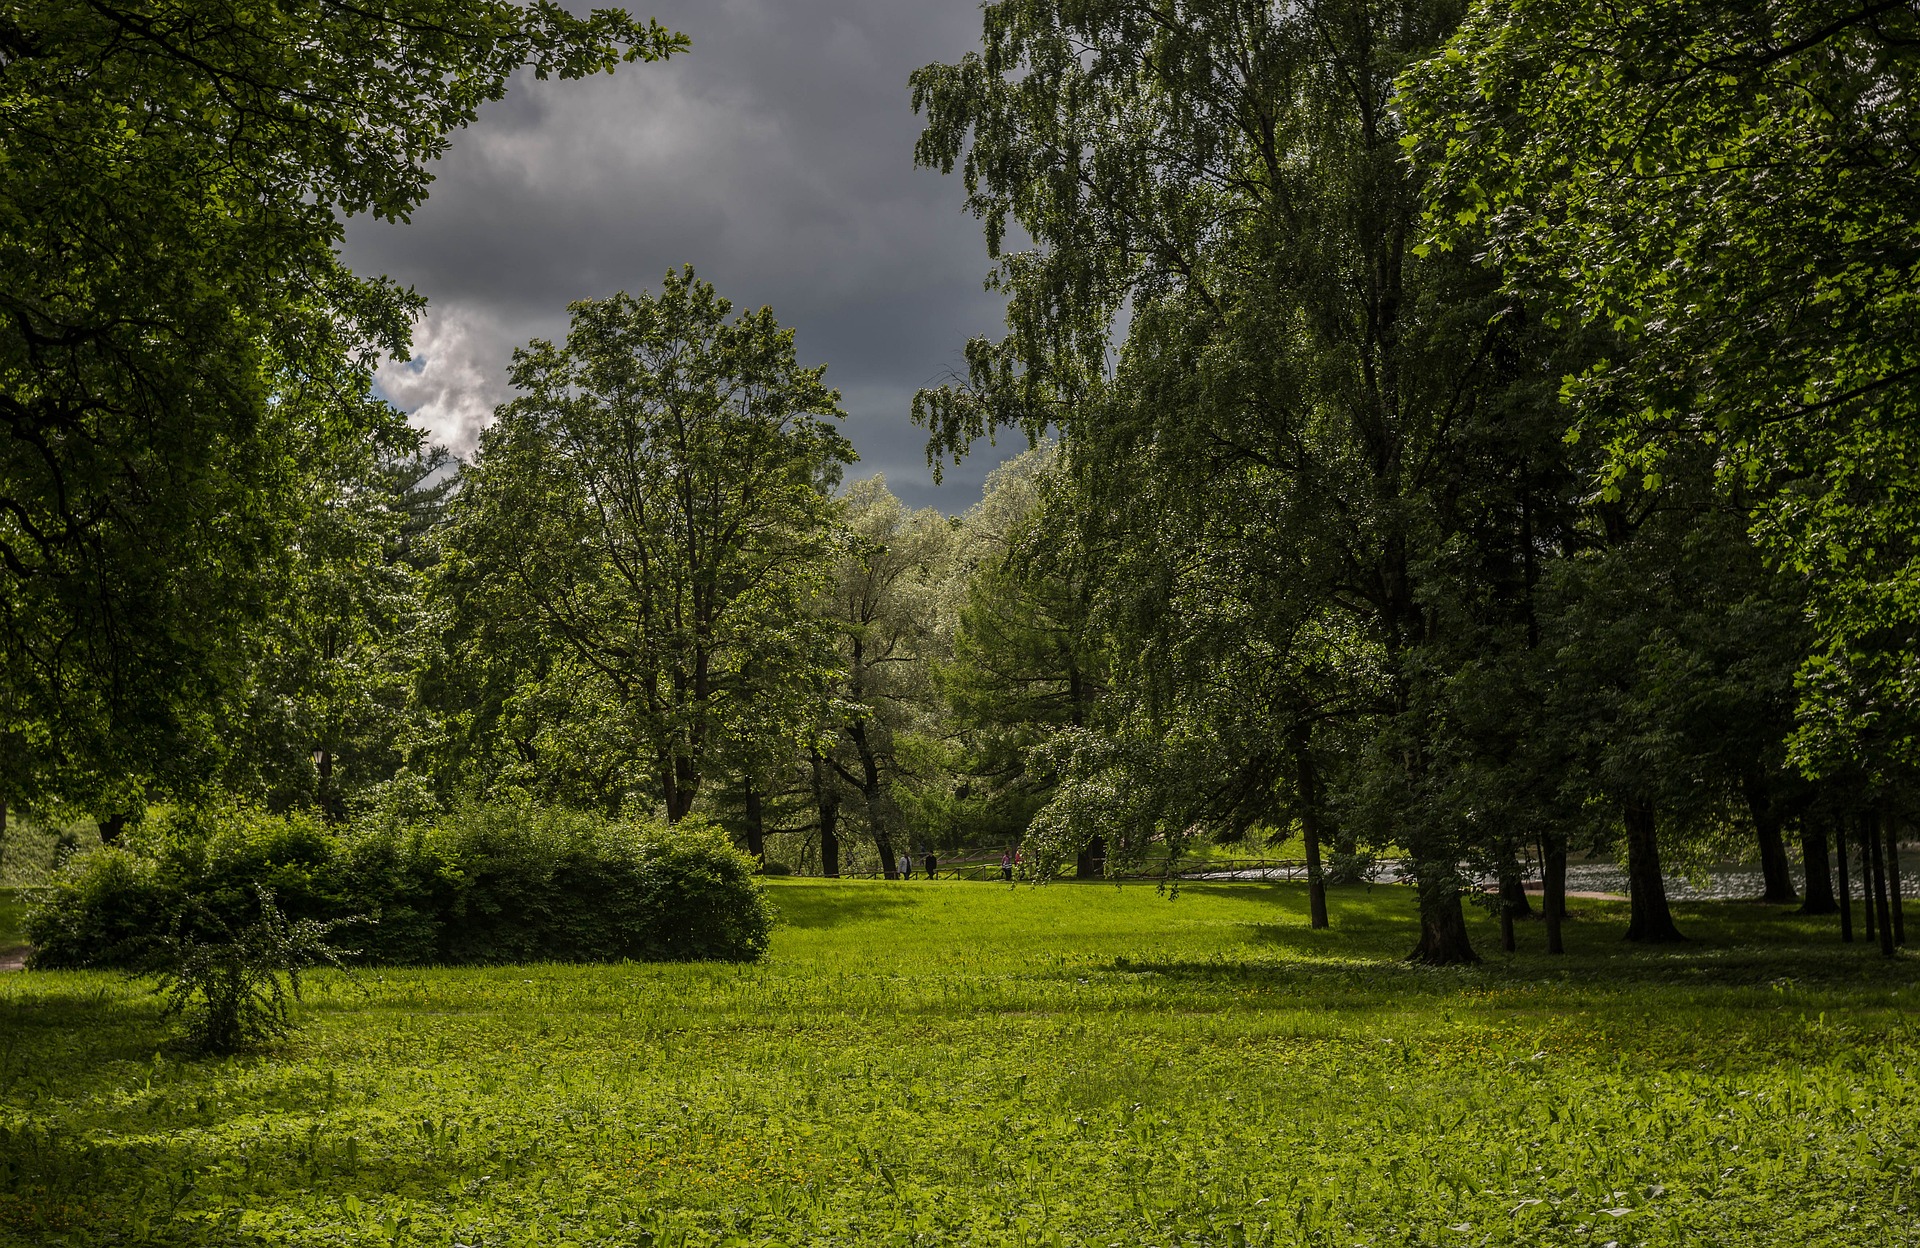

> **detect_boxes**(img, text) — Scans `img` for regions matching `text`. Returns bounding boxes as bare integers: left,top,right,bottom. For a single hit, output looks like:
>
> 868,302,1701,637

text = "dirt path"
0,947,28,972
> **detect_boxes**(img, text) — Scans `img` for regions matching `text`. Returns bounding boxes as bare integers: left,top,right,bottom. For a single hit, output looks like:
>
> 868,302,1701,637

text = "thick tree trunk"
820,814,840,878
0,799,7,878
1408,869,1479,965
1886,820,1906,946
1496,851,1529,953
1543,839,1567,955
809,750,841,878
1293,728,1329,930
1075,835,1107,879
1622,799,1685,943
742,778,766,863
844,719,897,878
1837,817,1854,942
1499,855,1533,919
1868,813,1895,957
97,811,128,845
1742,771,1797,903
1797,818,1838,915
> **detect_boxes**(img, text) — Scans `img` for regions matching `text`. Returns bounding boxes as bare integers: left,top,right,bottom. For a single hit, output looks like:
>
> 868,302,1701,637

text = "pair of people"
1000,847,1024,882
896,853,937,879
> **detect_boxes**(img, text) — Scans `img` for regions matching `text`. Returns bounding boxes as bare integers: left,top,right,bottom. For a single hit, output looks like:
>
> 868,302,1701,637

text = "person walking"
898,851,912,880
925,851,938,878
1001,850,1013,883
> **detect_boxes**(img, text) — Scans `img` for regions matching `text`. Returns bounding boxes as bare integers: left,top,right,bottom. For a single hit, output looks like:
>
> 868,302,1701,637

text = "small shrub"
141,885,358,1055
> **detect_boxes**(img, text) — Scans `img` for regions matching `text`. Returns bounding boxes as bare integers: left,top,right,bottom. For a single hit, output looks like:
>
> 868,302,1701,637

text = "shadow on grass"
1107,896,1920,998
768,881,922,930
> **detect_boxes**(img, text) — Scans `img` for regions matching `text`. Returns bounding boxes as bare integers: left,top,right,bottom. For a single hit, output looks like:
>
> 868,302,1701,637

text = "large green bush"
25,804,771,969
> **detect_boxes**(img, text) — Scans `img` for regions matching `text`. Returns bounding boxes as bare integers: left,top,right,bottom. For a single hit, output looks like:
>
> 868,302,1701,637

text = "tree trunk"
845,718,897,878
1075,835,1107,879
1868,813,1895,957
0,799,7,878
97,811,128,845
742,778,766,863
1886,819,1906,947
1836,817,1854,943
1622,799,1684,943
1292,727,1329,930
1543,839,1567,955
1742,771,1796,903
1796,818,1838,915
1408,869,1479,965
809,749,841,878
1861,829,1876,943
666,754,699,823
1499,855,1533,919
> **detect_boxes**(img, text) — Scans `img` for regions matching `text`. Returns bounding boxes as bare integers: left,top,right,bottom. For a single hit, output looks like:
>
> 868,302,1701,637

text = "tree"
912,0,1570,962
449,269,851,820
1403,0,1920,783
221,439,454,819
0,0,684,815
937,445,1107,866
817,478,955,877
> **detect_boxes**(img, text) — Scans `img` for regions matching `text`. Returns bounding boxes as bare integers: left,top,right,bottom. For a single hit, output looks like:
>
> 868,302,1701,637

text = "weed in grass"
0,880,1916,1246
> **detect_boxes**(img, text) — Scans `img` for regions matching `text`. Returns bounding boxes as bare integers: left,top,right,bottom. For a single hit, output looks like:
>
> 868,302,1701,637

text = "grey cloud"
344,0,1018,509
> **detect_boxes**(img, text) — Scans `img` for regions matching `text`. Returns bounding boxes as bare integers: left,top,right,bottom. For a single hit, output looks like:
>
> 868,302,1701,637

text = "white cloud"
374,309,515,455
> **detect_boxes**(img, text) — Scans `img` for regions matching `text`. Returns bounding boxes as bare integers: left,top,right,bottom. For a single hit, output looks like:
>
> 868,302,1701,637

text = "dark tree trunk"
1797,818,1838,915
1543,839,1567,955
1886,820,1906,946
1499,856,1533,919
1837,817,1854,942
844,718,896,878
1292,727,1329,930
1496,851,1529,953
1861,831,1876,943
0,799,7,877
1868,813,1895,957
1075,835,1107,879
97,811,128,845
1622,799,1685,943
1742,771,1797,903
742,778,766,863
1408,869,1479,965
809,750,841,878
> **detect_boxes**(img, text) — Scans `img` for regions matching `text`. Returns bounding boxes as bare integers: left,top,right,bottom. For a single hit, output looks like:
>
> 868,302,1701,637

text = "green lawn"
1,880,1916,1247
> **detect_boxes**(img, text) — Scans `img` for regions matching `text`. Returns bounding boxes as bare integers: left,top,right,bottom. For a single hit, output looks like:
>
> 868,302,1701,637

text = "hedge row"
26,803,773,968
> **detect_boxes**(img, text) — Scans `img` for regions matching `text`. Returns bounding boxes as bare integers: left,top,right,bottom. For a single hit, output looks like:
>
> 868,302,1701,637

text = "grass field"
1,879,1916,1247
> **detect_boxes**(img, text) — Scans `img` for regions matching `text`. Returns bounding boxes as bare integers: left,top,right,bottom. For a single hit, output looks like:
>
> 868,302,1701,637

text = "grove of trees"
5,0,1916,966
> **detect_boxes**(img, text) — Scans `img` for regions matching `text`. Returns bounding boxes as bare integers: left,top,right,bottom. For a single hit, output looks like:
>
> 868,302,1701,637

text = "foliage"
0,0,684,819
1401,1,1920,778
0,880,1916,1244
811,478,956,873
24,802,772,969
911,0,1585,960
140,886,357,1056
443,268,851,820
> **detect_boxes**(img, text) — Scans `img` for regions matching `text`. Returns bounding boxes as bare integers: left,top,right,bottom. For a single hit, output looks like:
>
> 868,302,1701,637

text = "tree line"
4,0,1917,964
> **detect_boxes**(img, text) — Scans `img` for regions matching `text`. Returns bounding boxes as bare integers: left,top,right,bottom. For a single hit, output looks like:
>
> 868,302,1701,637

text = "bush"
142,885,357,1054
26,803,772,969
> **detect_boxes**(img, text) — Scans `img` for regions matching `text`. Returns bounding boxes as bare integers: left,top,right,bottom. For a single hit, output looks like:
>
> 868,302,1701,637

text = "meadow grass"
0,879,1915,1247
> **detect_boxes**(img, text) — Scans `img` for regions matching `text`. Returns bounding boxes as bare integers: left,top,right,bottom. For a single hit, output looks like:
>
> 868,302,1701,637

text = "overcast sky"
340,0,1020,511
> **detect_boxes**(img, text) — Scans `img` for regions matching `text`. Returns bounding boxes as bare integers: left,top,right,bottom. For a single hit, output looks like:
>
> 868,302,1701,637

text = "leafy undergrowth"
1,880,1915,1247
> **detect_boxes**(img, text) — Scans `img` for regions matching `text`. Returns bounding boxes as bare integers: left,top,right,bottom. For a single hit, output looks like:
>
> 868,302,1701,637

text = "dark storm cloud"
340,0,1022,510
